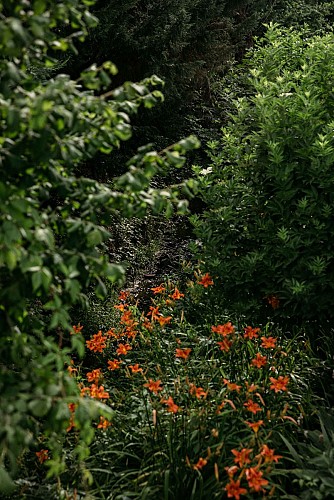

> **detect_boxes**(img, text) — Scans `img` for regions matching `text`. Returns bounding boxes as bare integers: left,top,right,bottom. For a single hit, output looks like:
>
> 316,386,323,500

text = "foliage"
281,408,334,499
0,0,200,492
14,277,322,498
191,24,334,325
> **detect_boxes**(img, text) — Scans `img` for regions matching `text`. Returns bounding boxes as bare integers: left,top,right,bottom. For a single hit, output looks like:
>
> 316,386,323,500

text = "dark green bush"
192,24,334,325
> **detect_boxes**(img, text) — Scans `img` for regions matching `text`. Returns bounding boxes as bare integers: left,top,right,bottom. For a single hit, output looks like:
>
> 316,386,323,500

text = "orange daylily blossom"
231,448,253,467
114,303,128,311
36,449,49,464
151,284,166,294
144,379,163,394
68,402,77,413
251,353,267,368
125,327,138,339
142,318,154,331
225,479,248,500
86,331,107,353
212,322,235,336
66,403,77,432
245,468,269,492
157,315,172,326
108,359,122,370
217,399,237,412
118,290,129,301
256,444,282,464
147,305,162,321
71,324,83,334
244,326,260,340
193,457,208,470
189,384,207,399
89,384,109,399
197,272,214,287
97,416,112,429
269,375,289,393
120,310,135,326
67,365,78,376
225,465,239,478
116,343,132,356
223,379,242,393
245,382,258,393
129,363,143,374
217,339,233,352
245,420,264,434
86,368,102,384
261,336,277,349
161,396,180,414
170,287,184,300
175,348,192,360
244,400,262,414
267,295,280,309
106,328,117,338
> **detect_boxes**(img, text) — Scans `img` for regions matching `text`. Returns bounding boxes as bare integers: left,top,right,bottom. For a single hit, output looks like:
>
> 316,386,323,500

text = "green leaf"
0,467,17,495
28,397,52,417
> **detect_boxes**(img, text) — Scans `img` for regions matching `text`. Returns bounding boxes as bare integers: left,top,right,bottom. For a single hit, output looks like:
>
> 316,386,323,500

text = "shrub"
0,0,199,492
192,24,334,325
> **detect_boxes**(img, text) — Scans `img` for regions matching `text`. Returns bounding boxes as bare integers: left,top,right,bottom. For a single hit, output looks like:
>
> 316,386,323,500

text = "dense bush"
0,0,199,493
192,24,334,325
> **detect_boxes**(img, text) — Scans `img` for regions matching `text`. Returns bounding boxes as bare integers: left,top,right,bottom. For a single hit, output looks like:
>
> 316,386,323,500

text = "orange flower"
217,338,233,352
144,379,163,394
193,457,208,470
256,444,282,464
212,322,235,336
244,400,262,415
116,343,132,356
36,449,49,464
97,416,112,429
147,306,162,321
261,336,277,349
151,284,166,294
106,328,117,338
223,379,241,393
225,465,239,478
118,290,129,301
86,368,102,384
175,348,192,360
89,384,109,399
244,326,260,340
267,295,280,309
225,479,248,499
157,315,172,326
269,375,289,393
170,287,184,300
71,324,83,334
251,353,267,368
231,448,253,467
114,303,127,311
245,420,264,434
129,363,143,374
68,402,77,413
197,272,214,287
245,382,258,393
86,331,107,353
67,365,78,376
217,399,237,412
161,396,180,414
120,310,134,326
142,318,153,331
189,384,207,399
245,467,269,492
108,359,122,370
